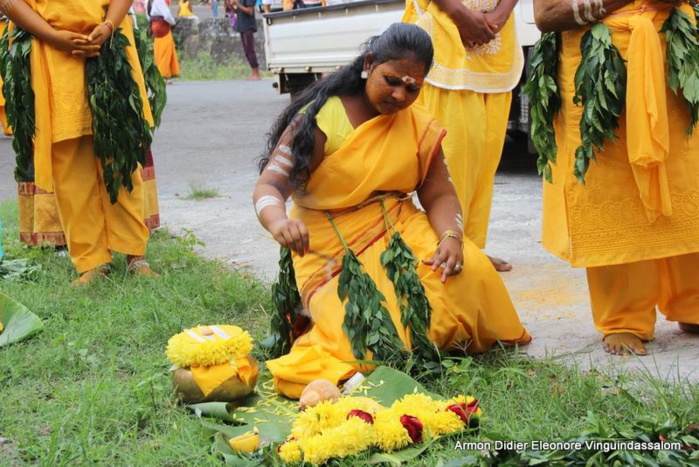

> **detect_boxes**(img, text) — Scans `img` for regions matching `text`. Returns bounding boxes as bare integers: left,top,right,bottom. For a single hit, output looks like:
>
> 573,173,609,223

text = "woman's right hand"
47,30,101,57
268,218,310,256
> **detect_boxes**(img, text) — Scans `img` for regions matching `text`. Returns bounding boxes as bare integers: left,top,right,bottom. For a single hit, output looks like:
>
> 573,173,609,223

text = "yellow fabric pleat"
265,102,530,399
542,1,699,268
17,182,66,246
190,363,238,396
153,31,180,79
403,0,523,92
624,14,671,222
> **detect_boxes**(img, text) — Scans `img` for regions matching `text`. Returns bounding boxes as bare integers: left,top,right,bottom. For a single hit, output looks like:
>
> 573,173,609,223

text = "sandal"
71,264,110,287
127,259,159,277
678,322,699,334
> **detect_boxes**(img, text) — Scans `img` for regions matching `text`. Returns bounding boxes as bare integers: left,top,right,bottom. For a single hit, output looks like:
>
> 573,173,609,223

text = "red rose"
347,409,374,424
447,399,480,427
400,415,424,444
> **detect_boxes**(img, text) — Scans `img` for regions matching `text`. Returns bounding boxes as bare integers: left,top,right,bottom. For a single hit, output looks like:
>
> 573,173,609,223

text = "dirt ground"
1,79,697,383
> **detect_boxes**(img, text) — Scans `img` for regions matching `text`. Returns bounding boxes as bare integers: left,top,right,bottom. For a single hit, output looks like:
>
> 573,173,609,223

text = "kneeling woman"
253,23,531,398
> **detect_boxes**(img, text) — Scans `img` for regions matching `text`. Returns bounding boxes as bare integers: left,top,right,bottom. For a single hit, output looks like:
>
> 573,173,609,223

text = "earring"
360,70,368,79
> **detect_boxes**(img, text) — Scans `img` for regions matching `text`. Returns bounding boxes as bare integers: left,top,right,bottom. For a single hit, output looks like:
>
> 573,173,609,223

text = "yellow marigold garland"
278,393,481,464
166,325,253,367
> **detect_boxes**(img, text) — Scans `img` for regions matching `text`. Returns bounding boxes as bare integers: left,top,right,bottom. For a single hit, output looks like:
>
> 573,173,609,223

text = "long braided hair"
258,22,434,191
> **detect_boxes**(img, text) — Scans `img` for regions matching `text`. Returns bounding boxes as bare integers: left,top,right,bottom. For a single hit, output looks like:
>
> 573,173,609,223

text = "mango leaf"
0,290,44,347
356,366,443,405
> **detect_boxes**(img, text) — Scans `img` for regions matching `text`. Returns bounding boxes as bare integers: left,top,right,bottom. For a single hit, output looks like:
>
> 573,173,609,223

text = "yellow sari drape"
542,1,699,268
265,102,531,399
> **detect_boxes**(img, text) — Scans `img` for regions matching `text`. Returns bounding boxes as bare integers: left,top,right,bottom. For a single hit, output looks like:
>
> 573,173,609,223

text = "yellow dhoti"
404,0,523,247
266,98,530,399
545,2,699,338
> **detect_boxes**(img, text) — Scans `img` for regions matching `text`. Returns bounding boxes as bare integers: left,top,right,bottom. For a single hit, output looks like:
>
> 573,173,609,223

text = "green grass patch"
185,183,220,200
1,199,698,465
177,51,255,82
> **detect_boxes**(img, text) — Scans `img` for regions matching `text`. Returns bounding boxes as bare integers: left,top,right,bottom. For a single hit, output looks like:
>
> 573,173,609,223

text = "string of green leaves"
86,29,152,204
523,32,561,184
327,213,408,368
0,27,34,182
572,23,626,184
266,246,301,358
662,7,699,135
133,24,167,128
379,202,441,374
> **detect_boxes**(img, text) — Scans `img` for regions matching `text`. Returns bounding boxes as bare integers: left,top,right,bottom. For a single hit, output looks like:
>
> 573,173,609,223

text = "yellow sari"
266,99,531,398
543,1,699,268
403,0,522,248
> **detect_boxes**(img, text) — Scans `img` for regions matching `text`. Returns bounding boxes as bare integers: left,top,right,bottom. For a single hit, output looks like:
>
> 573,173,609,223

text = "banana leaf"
191,366,446,463
0,290,44,347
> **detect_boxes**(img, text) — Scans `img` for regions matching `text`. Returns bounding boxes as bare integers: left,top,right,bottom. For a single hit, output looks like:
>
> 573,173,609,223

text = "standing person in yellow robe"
403,0,523,272
177,0,196,17
148,0,180,83
533,0,699,355
0,0,158,285
253,23,531,399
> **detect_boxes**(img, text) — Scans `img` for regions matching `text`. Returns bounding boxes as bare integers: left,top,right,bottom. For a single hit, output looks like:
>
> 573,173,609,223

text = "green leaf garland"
0,26,34,183
267,246,301,358
326,213,408,367
86,29,152,204
523,32,561,183
662,7,699,134
573,23,626,184
133,24,167,128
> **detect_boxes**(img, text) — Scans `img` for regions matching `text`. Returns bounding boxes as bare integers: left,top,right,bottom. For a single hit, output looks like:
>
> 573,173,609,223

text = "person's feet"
71,264,110,287
487,255,512,272
127,256,159,277
246,75,261,81
679,322,699,334
603,333,648,356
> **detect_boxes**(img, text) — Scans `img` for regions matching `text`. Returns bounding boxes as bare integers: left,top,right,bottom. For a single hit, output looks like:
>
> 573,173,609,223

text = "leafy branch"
0,27,35,182
133,25,167,128
662,7,699,134
86,29,152,204
573,23,626,184
523,32,561,183
267,247,301,358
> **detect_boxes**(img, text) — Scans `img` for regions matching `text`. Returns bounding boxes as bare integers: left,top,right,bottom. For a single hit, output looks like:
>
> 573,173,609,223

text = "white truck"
262,0,540,144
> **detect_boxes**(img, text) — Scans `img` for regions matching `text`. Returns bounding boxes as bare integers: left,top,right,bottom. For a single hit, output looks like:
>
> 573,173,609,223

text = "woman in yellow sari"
0,0,157,284
533,0,699,355
253,23,531,399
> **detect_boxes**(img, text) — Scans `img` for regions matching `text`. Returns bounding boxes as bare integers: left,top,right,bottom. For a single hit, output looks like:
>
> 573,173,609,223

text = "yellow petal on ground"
228,429,260,453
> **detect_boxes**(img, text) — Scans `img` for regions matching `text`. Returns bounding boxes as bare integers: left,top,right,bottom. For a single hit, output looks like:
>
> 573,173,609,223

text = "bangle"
437,230,463,250
103,19,114,35
571,0,587,26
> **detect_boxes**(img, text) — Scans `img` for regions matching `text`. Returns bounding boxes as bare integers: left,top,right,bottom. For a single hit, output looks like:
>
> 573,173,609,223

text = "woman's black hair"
258,22,434,190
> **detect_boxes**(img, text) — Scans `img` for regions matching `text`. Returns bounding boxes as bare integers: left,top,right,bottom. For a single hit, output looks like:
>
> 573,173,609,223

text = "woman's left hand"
84,22,112,48
423,237,464,283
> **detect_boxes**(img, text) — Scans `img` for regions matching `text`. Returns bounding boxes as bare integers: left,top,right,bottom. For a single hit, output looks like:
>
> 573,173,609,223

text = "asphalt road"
1,78,697,382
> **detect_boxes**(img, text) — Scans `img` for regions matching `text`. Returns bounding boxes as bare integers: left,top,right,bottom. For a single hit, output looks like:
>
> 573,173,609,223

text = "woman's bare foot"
487,255,513,272
603,333,648,356
678,322,699,334
246,75,261,81
71,264,110,287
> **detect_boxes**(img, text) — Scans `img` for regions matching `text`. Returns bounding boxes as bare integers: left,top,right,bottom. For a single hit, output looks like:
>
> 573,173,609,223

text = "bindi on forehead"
401,75,417,85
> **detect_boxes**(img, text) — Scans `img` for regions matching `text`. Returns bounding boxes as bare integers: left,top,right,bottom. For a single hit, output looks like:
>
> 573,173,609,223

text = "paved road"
1,79,697,382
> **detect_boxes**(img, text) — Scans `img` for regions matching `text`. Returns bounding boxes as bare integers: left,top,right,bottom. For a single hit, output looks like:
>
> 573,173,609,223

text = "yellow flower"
373,408,411,452
166,325,253,367
278,440,302,464
299,417,375,465
291,400,342,439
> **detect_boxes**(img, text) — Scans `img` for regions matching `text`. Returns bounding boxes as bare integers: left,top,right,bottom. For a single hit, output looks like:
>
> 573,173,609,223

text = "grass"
177,51,261,82
1,199,698,465
185,183,220,200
